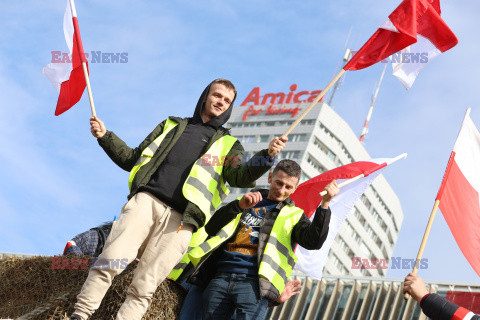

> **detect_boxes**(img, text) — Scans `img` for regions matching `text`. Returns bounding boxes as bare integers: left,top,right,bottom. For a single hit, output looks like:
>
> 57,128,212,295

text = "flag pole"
282,69,346,138
319,153,407,196
68,0,97,118
404,108,471,300
403,199,440,301
359,63,387,142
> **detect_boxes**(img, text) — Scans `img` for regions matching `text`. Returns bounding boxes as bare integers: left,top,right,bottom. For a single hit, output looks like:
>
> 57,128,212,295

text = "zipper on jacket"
177,219,184,233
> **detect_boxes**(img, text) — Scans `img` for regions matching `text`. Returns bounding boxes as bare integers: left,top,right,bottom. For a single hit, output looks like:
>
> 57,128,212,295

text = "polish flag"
43,0,88,116
437,109,480,278
291,155,406,279
344,0,458,89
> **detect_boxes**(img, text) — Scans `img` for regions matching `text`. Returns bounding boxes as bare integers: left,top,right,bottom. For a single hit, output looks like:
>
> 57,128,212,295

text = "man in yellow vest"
70,79,286,320
187,159,339,319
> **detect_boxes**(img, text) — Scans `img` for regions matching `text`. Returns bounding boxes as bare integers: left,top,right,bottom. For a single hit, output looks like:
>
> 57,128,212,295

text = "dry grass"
0,256,186,320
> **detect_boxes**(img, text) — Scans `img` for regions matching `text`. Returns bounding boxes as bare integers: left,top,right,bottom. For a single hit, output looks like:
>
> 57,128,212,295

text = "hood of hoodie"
191,80,237,129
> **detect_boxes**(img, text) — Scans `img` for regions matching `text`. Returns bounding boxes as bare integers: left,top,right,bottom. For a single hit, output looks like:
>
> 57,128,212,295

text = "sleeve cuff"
97,130,112,145
420,293,431,307
261,149,276,165
231,199,242,213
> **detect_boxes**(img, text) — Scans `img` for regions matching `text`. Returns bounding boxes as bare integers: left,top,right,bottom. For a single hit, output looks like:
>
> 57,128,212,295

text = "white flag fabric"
389,0,457,89
293,158,394,279
43,0,88,115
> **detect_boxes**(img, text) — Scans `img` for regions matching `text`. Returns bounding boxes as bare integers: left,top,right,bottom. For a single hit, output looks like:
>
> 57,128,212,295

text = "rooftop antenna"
327,27,353,107
359,62,388,143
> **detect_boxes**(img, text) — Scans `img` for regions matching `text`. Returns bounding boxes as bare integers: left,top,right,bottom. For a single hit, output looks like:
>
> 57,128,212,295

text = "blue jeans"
202,272,269,320
179,283,203,320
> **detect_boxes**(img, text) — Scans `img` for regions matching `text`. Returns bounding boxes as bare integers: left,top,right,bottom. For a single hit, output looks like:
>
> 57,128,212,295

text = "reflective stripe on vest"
188,212,243,267
182,135,237,219
168,137,238,280
168,226,209,280
258,205,303,294
186,203,303,295
128,119,178,191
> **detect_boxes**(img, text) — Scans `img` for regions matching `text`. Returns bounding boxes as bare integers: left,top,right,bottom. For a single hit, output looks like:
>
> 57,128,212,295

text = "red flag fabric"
291,158,400,279
437,111,480,278
43,0,88,116
343,0,457,75
290,161,385,218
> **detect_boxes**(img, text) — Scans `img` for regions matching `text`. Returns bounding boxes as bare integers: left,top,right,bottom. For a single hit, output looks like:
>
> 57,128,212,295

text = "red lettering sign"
240,84,323,106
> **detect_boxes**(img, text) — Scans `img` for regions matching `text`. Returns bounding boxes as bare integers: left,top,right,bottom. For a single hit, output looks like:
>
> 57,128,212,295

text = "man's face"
267,170,299,202
202,83,235,121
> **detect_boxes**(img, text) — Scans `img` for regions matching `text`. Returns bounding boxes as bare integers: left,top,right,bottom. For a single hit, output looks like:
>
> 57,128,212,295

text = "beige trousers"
73,192,193,320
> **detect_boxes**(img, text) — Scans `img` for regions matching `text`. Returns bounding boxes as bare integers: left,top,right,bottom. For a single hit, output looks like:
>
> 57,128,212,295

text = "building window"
360,241,372,258
290,134,307,142
387,230,394,246
335,236,347,251
381,220,387,232
354,207,366,226
361,195,372,210
344,222,361,245
300,172,311,182
331,253,348,275
282,151,300,159
301,119,315,125
307,155,327,173
259,135,269,142
242,136,256,143
313,138,341,166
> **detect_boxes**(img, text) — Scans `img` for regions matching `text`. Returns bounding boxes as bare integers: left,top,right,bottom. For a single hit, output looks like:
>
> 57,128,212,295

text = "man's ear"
268,171,273,184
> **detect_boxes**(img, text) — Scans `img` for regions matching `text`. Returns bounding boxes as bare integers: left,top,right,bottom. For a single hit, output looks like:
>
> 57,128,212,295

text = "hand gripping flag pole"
69,0,96,117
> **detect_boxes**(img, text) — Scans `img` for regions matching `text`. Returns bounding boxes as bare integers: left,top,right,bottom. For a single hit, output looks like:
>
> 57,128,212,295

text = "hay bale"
0,256,186,320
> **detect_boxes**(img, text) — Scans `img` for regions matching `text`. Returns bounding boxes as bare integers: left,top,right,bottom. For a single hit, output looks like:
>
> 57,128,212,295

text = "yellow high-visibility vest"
128,118,178,191
127,118,237,280
187,204,304,294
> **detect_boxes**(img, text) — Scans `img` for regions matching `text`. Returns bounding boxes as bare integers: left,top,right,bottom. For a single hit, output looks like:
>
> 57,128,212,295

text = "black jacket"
421,293,479,319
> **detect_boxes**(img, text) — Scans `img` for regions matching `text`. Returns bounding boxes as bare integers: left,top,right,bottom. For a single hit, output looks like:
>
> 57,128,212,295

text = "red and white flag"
43,0,88,116
437,109,480,278
344,0,458,89
291,155,406,279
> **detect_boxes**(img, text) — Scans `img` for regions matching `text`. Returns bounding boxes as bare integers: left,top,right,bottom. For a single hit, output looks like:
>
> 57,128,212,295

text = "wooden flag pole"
69,0,97,118
319,174,364,197
81,62,96,117
282,69,346,138
403,199,440,300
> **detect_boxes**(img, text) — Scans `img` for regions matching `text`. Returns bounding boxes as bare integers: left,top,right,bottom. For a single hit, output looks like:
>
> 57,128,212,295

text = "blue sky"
1,0,479,284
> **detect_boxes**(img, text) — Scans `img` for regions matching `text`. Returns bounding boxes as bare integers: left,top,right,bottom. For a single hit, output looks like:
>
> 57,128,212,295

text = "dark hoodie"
140,82,236,213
